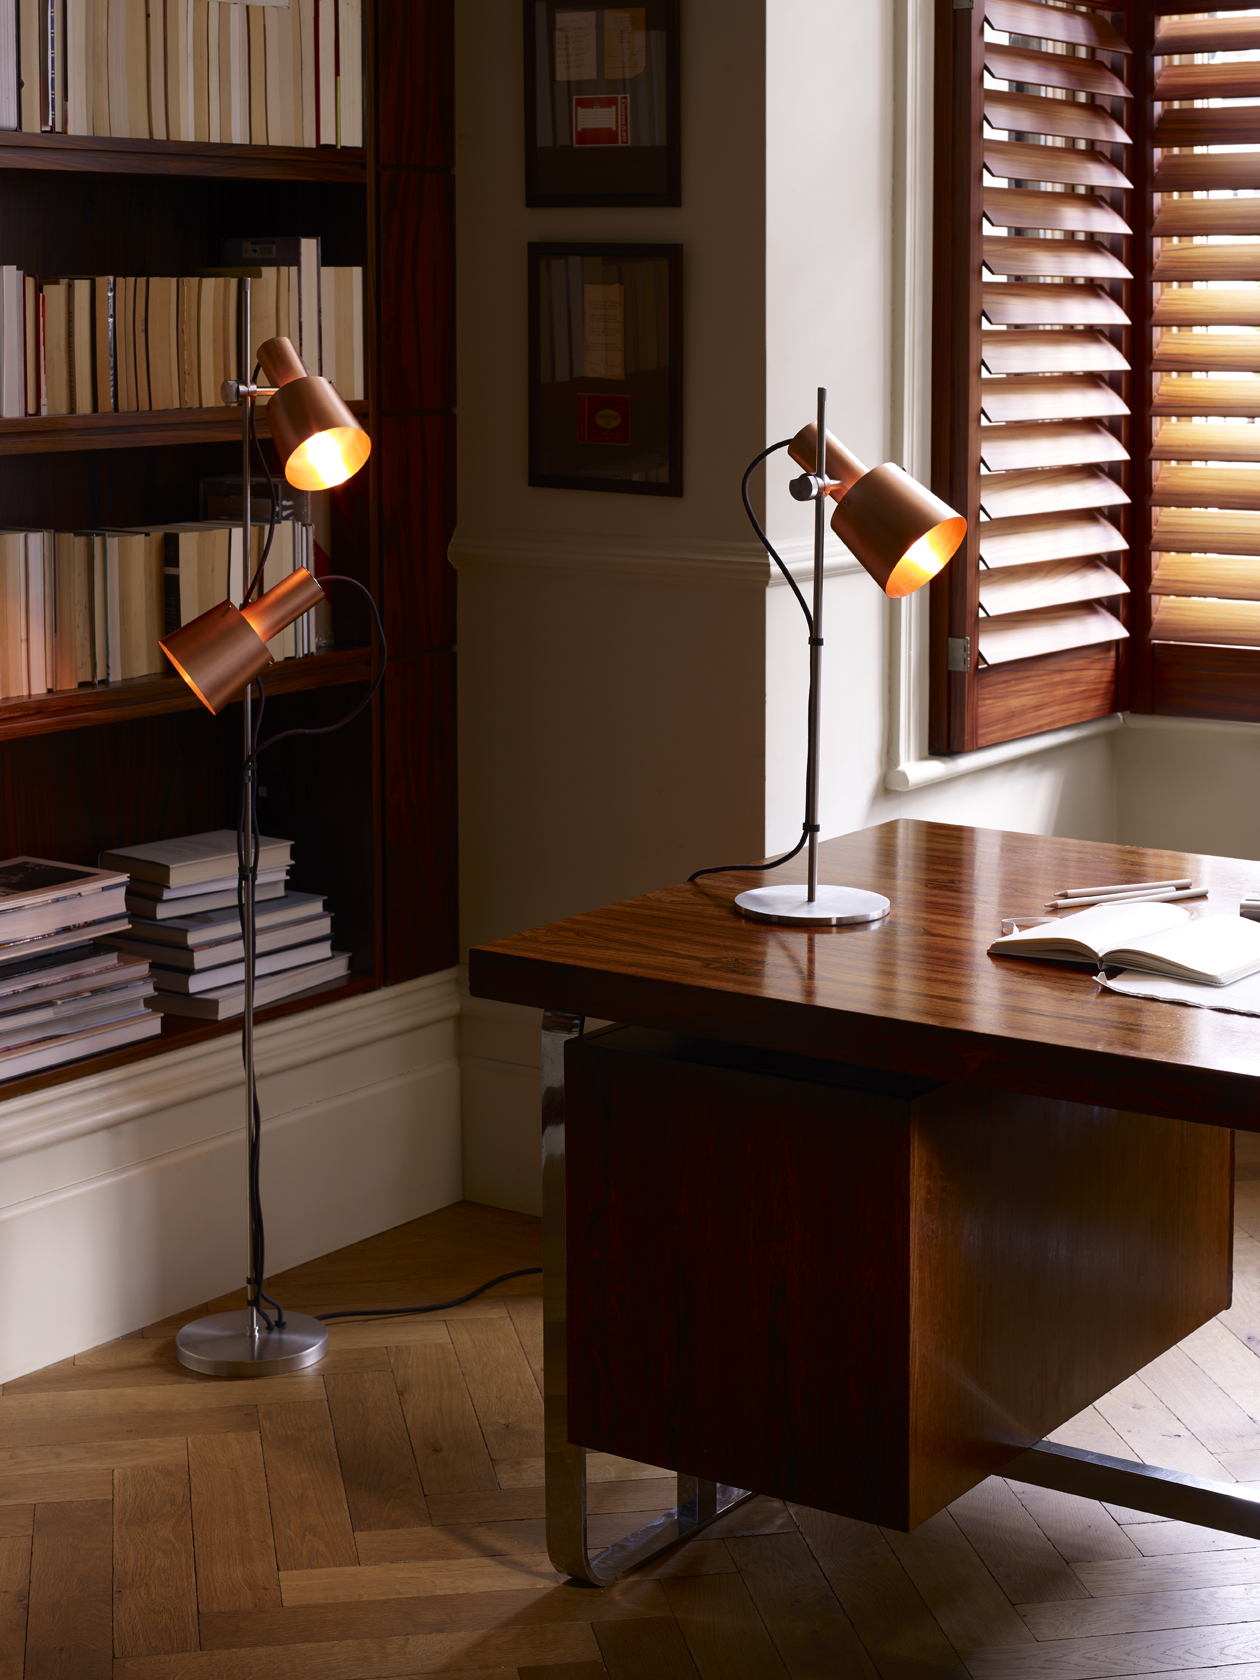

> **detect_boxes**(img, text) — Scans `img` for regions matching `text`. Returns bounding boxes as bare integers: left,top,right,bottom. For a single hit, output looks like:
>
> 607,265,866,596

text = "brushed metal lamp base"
734,884,891,926
175,1309,328,1377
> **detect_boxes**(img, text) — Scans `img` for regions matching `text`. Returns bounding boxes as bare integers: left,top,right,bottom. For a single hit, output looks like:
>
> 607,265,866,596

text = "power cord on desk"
314,1267,543,1324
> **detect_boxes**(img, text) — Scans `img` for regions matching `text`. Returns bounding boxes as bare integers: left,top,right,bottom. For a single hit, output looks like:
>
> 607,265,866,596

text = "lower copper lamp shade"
699,389,966,928
159,567,327,715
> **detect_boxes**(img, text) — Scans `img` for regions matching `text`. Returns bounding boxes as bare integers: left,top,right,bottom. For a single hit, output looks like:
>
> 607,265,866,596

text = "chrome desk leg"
541,1010,752,1584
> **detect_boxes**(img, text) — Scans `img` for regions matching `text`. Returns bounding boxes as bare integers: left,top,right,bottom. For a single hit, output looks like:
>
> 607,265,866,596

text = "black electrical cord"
245,361,278,603
688,439,817,884
315,1268,544,1324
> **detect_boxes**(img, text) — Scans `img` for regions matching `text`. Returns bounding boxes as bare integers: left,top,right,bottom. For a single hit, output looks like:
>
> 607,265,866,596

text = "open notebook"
989,902,1260,987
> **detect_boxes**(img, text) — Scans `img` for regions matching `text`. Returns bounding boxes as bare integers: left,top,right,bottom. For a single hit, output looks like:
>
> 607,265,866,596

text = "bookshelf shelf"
0,401,369,457
0,132,367,183
0,648,371,743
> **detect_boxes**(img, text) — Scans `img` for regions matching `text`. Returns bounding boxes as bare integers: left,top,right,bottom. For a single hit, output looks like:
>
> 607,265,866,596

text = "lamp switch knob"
790,474,820,502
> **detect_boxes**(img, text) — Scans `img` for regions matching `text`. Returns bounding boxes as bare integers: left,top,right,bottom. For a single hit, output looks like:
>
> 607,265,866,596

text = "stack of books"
98,830,349,1020
0,244,364,419
0,0,362,150
0,856,160,1081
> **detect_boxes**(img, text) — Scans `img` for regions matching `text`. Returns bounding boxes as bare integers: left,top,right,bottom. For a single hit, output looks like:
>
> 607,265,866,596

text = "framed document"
528,243,682,497
524,3,680,207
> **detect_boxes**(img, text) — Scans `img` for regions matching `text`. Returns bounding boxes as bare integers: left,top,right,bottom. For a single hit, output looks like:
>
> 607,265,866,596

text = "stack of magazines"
99,829,349,1020
0,857,159,1081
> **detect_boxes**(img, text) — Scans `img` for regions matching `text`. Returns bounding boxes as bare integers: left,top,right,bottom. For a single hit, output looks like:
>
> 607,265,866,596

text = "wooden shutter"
1141,5,1260,721
932,0,1135,753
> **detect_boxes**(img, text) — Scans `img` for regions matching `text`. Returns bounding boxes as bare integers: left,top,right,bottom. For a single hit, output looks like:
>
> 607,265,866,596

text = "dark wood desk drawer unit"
564,1026,1232,1531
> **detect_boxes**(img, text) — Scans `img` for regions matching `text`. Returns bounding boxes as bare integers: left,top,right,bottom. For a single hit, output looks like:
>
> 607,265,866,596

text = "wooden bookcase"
0,1,456,1100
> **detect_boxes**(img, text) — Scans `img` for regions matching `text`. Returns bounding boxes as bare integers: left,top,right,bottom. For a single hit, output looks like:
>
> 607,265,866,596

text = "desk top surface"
469,820,1260,1124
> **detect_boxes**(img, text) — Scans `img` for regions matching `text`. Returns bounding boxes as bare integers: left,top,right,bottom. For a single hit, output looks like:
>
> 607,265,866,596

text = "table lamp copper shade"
787,422,966,598
160,568,327,714
257,336,371,491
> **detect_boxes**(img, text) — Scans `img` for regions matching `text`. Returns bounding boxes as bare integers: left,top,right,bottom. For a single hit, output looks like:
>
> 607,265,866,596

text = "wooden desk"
469,820,1260,1583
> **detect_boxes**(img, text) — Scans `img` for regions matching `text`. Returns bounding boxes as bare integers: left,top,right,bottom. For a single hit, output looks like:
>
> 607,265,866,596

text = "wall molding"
448,527,862,587
885,714,1123,791
0,969,460,1166
1123,712,1260,738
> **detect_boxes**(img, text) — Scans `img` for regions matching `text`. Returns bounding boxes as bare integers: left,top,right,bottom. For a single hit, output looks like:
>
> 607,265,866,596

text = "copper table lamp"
160,283,372,1377
728,387,965,926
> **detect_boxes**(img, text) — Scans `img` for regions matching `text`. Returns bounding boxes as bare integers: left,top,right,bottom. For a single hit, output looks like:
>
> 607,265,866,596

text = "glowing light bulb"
884,516,967,599
285,426,372,491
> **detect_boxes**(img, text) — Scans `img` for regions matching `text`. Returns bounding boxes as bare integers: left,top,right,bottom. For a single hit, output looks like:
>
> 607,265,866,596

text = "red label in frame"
578,394,630,445
573,95,630,146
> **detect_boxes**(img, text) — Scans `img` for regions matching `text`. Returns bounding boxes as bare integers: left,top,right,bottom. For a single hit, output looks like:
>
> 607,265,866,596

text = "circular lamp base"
734,884,891,926
175,1310,328,1377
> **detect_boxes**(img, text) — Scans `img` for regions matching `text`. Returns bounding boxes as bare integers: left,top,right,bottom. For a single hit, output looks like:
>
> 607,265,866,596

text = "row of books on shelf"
0,831,349,1081
0,242,363,418
0,514,327,698
0,0,362,148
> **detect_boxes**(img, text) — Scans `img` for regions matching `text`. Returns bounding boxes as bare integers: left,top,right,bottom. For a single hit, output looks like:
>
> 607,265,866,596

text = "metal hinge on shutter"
947,637,972,673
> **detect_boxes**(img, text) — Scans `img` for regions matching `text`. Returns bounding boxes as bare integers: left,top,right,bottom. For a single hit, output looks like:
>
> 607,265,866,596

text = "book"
0,1005,159,1076
0,883,126,944
101,828,293,887
1,266,22,416
0,916,129,964
149,935,333,993
0,855,127,913
148,949,350,1019
0,942,124,996
126,876,287,920
0,982,153,1048
105,912,331,970
989,902,1260,987
104,889,324,948
127,863,289,900
0,957,146,1014
0,0,16,129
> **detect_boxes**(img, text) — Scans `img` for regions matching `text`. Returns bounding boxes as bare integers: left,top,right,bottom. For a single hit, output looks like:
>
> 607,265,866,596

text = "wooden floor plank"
948,1478,1087,1601
391,1341,498,1496
24,1498,112,1680
882,1508,1034,1651
725,1531,879,1679
1178,1316,1260,1410
324,1370,429,1532
1139,1343,1260,1456
113,1460,198,1658
259,1399,358,1572
1120,1516,1260,1555
1077,1546,1260,1596
355,1512,646,1565
323,1317,451,1351
0,1404,257,1451
507,1296,544,1395
661,1573,791,1680
0,1466,113,1504
424,1475,676,1527
280,1549,566,1604
447,1316,546,1462
1092,1373,1236,1481
789,1505,968,1680
0,1532,30,1678
596,1615,701,1679
116,1622,600,1677
965,1623,1260,1680
518,1663,608,1680
188,1431,282,1613
1006,1481,1141,1564
1048,1402,1142,1460
1019,1578,1260,1640
0,1374,325,1419
0,1507,31,1537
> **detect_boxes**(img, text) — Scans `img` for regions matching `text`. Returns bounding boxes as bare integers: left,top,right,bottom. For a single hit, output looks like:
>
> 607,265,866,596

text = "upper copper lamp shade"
787,422,966,599
258,336,372,492
161,568,327,714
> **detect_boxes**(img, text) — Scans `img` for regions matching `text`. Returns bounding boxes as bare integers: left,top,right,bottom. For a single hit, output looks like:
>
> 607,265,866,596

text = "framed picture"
524,2,681,207
528,243,682,497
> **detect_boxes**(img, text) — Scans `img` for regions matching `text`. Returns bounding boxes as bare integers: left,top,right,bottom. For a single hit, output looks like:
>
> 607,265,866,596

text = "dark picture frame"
524,1,681,208
528,242,682,497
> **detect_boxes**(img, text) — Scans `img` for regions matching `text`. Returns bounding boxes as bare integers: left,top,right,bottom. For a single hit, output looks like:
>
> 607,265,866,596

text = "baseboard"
0,972,461,1383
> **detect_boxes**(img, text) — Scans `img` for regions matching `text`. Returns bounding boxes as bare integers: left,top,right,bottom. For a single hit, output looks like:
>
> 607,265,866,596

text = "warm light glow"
883,515,967,599
162,646,217,714
284,426,373,490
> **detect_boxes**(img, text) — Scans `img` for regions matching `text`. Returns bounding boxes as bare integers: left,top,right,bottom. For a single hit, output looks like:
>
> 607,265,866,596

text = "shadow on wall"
1116,722,1260,863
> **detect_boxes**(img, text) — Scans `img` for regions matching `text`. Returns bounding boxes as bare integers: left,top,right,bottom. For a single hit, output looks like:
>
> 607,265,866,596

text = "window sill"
885,713,1124,792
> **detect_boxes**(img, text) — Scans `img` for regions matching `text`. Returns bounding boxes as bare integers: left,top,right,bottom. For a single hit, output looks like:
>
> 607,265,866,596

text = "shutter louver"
972,0,1131,734
1148,6,1260,705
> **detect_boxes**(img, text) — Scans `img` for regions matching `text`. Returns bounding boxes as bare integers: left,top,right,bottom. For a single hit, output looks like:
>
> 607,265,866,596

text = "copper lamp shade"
257,336,371,492
161,568,327,714
787,422,966,599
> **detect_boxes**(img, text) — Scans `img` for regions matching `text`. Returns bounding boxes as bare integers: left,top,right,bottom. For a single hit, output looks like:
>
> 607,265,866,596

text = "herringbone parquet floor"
10,1142,1260,1677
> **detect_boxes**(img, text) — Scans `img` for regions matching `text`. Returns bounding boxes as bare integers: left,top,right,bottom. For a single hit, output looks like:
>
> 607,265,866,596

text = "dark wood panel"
469,819,1260,1126
975,642,1118,747
382,651,457,985
1152,641,1260,723
0,132,365,181
378,414,456,652
565,1028,1230,1530
375,0,455,170
377,170,455,416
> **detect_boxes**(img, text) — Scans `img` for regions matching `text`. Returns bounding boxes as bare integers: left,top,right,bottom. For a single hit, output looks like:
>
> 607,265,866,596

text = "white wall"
455,0,1119,1216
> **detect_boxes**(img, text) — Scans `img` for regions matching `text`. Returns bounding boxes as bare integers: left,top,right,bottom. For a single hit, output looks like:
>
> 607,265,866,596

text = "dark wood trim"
1150,643,1260,721
0,401,367,457
930,0,982,755
1126,0,1156,713
0,131,366,181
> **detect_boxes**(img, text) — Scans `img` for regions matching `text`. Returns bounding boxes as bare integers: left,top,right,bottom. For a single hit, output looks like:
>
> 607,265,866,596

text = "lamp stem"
241,276,259,1340
806,386,827,905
